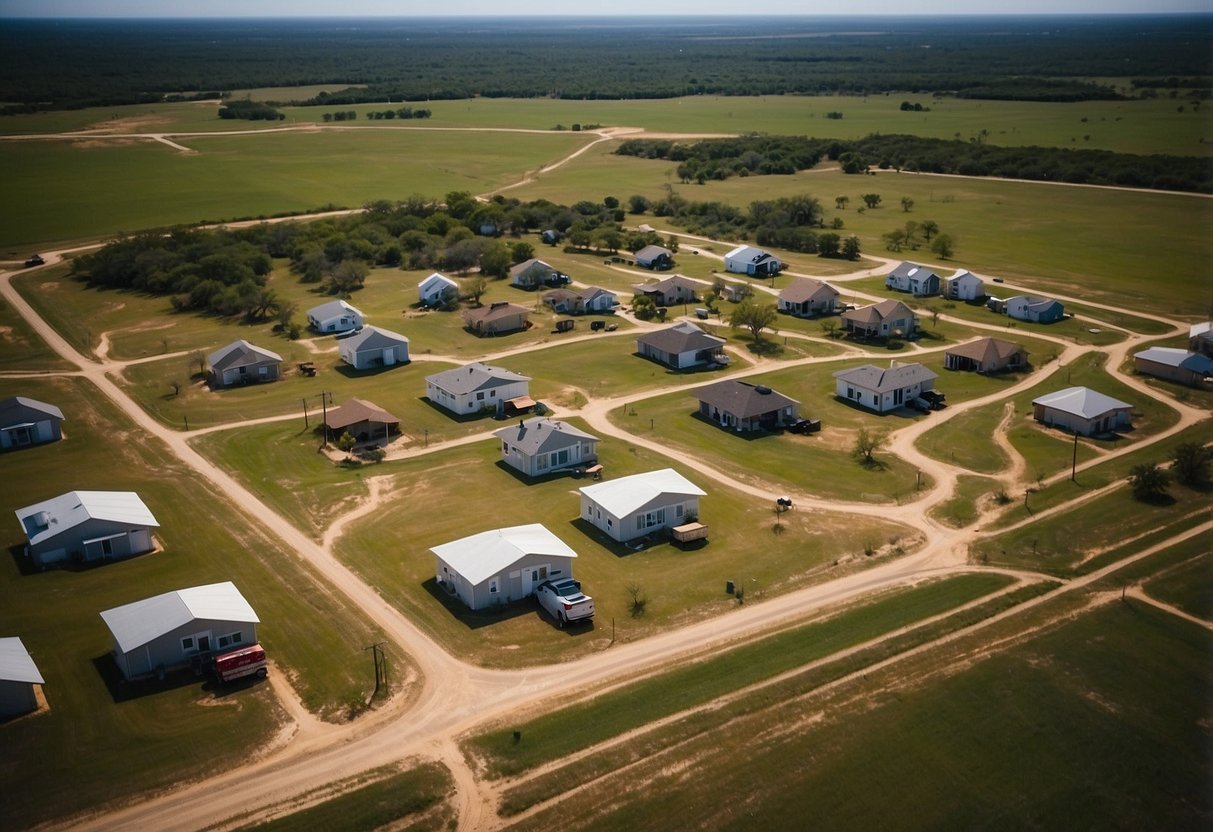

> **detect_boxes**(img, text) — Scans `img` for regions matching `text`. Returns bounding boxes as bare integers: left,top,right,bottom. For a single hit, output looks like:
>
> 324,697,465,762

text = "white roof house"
431,524,578,611
1032,386,1133,436
724,245,781,277
16,491,159,567
307,299,365,334
100,582,260,679
579,469,706,543
944,269,985,301
0,636,44,718
418,272,458,305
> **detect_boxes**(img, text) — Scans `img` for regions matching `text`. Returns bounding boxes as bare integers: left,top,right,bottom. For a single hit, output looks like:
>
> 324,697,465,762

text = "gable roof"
580,286,616,303
493,418,598,456
509,258,556,279
635,244,672,261
832,362,938,393
1009,295,1062,311
945,337,1026,363
463,302,530,326
634,274,699,295
430,523,577,585
1032,386,1132,419
100,582,259,654
946,268,984,286
0,396,64,426
779,277,839,304
694,379,798,418
1190,322,1212,340
418,272,457,292
206,340,282,373
580,468,706,517
16,491,159,546
308,299,363,322
426,362,530,395
636,321,725,355
842,298,915,325
325,398,399,430
1134,347,1213,374
339,325,409,353
0,637,44,685
725,245,776,263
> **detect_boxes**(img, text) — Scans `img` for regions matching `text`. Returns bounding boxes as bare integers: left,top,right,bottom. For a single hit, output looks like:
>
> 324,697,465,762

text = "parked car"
535,577,595,627
545,272,571,287
786,418,821,434
24,254,45,267
920,390,947,409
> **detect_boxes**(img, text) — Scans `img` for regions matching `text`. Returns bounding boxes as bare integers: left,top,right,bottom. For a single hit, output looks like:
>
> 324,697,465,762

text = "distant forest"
1,16,1211,113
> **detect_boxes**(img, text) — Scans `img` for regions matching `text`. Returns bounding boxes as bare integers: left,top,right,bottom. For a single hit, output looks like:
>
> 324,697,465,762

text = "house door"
382,347,396,367
522,565,549,594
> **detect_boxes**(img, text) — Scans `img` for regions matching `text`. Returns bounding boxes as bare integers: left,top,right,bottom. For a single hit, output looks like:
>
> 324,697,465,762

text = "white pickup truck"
535,577,595,627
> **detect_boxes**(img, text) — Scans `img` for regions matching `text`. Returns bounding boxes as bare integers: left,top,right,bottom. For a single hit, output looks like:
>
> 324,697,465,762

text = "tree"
1172,442,1212,487
245,286,280,320
930,233,955,259
275,300,297,329
842,235,862,260
901,196,915,212
478,242,512,279
903,221,921,249
628,194,650,214
464,275,488,306
729,298,777,342
835,195,850,210
861,193,882,209
328,261,368,293
337,431,357,452
603,196,620,210
852,427,888,464
510,241,534,264
188,350,206,378
1129,463,1170,502
921,219,939,242
882,229,907,252
632,294,657,321
818,233,841,257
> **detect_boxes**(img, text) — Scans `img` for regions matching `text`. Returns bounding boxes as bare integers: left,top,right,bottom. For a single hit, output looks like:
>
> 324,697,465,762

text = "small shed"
338,325,410,370
0,637,44,718
1032,386,1133,436
207,340,282,388
324,398,399,443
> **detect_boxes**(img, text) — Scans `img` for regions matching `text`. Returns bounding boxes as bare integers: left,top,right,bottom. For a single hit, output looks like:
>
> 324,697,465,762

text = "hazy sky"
3,0,1209,16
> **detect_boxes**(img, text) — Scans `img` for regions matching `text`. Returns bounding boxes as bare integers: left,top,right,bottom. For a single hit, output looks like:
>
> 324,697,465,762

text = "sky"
2,0,1210,16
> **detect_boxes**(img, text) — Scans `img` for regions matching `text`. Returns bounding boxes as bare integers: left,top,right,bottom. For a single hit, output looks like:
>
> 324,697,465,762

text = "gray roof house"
207,340,283,389
636,322,727,370
0,396,63,451
338,325,410,370
15,490,159,569
632,274,699,307
1006,295,1064,323
1190,321,1213,357
833,362,939,413
724,245,781,276
634,245,673,270
944,338,1029,374
1032,386,1133,436
778,278,839,318
494,418,600,477
100,582,259,680
693,380,799,432
885,261,941,297
307,300,365,334
510,258,559,289
426,362,532,417
579,469,706,543
943,269,985,301
1134,347,1213,387
841,299,919,339
432,524,578,611
0,636,44,719
418,272,458,307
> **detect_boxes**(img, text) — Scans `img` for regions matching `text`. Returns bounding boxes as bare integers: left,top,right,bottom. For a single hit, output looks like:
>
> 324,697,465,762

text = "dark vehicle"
545,272,571,287
590,320,605,331
787,418,821,434
24,255,45,267
920,390,947,409
909,397,932,413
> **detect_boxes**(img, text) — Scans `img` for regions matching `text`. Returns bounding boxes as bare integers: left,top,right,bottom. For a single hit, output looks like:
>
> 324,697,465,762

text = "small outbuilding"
1032,386,1133,436
579,468,706,543
635,322,727,370
1006,295,1064,323
885,261,941,297
324,398,399,443
338,325,410,370
100,581,259,680
307,300,365,334
724,245,781,277
15,490,159,568
693,380,799,432
0,396,64,450
494,418,600,477
0,636,44,719
432,524,578,611
634,245,674,270
207,340,282,388
944,338,1029,374
943,269,985,301
418,272,458,307
1134,347,1213,387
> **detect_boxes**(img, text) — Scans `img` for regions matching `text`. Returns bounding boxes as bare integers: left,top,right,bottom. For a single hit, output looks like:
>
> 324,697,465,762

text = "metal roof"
418,272,457,291
339,325,409,353
430,524,577,586
206,340,282,374
493,418,598,456
1134,347,1213,373
100,582,259,654
0,636,44,685
945,337,1026,363
307,299,362,322
579,468,706,517
636,321,725,355
1032,386,1133,419
463,302,530,326
16,491,159,546
426,362,530,395
0,396,64,427
842,298,915,326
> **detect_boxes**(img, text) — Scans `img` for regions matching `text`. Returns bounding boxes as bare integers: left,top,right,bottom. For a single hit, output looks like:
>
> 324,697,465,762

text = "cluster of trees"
217,99,285,121
1129,443,1212,503
325,107,433,122
871,206,955,259
617,136,827,182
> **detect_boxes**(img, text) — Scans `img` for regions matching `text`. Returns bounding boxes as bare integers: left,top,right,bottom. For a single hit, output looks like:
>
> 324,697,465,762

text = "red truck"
213,644,268,683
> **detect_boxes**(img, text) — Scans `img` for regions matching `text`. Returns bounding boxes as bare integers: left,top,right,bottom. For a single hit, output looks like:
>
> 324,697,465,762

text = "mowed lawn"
0,376,393,829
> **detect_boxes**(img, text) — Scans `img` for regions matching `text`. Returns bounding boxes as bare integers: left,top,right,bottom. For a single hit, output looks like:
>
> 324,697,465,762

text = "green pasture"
0,292,73,371
928,475,1003,529
0,375,392,829
520,598,1212,831
1144,552,1213,622
466,572,1016,779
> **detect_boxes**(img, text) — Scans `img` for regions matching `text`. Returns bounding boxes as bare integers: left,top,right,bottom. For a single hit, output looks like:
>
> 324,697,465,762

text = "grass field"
1144,552,1213,622
928,474,1003,528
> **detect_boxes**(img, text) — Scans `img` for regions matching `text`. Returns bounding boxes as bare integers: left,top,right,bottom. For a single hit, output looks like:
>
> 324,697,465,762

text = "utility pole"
302,398,309,429
321,391,331,445
1071,431,1079,482
364,641,387,697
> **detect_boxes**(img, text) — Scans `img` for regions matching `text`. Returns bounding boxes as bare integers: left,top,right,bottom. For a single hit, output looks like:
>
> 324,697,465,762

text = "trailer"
213,644,267,683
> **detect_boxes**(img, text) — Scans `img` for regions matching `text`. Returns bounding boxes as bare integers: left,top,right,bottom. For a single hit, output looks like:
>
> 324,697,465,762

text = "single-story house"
0,396,63,451
778,278,839,318
418,272,458,307
1032,386,1133,436
543,286,617,314
1189,321,1213,357
944,338,1029,374
207,340,282,389
510,258,560,290
833,362,939,413
634,245,674,270
0,636,44,719
632,274,699,307
463,301,530,336
432,524,577,611
579,468,706,543
1133,347,1213,387
1006,295,1065,323
841,299,919,339
99,581,259,680
724,245,781,277
426,362,532,417
307,300,365,334
494,418,600,477
986,297,1007,314
338,325,410,370
944,269,985,301
693,380,799,432
885,261,941,297
324,398,399,443
636,322,727,370
15,490,159,568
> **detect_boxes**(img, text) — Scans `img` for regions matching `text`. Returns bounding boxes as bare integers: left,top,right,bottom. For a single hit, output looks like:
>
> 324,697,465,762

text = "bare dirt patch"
81,115,174,134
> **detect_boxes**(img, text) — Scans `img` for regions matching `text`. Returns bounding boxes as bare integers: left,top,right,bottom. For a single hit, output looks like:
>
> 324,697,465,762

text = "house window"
606,518,612,529
502,442,509,453
847,387,855,399
476,391,485,401
489,578,499,595
489,390,496,398
553,449,569,466
217,631,244,649
181,636,194,652
676,504,684,517
536,454,548,470
100,537,114,556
